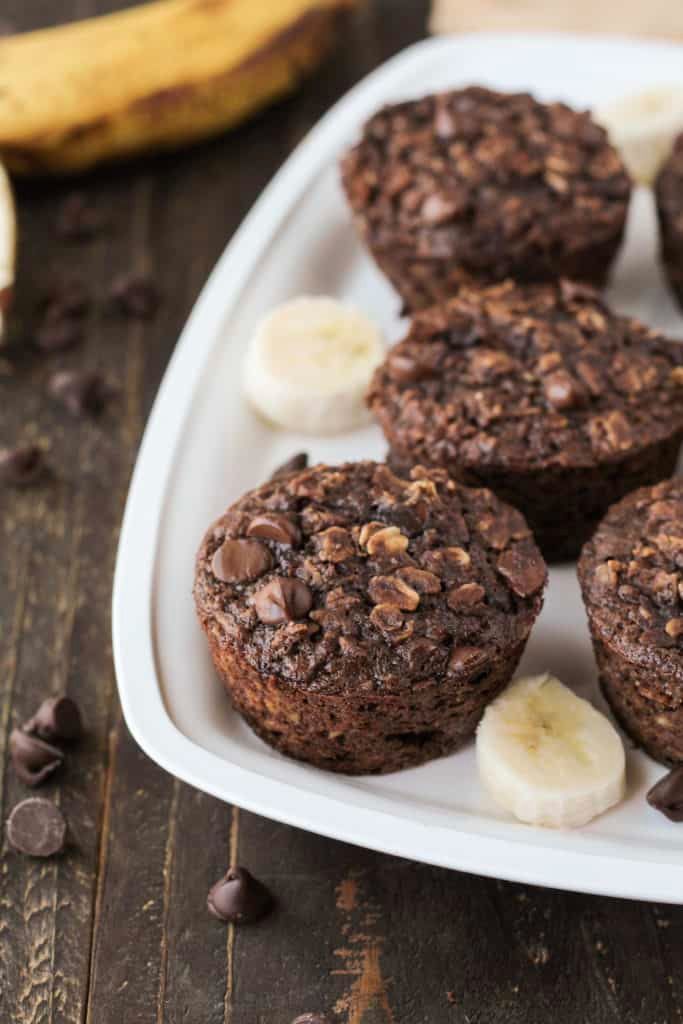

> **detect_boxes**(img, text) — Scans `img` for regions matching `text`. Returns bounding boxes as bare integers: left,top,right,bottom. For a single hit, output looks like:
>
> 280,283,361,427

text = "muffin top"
579,478,683,686
656,133,683,250
194,461,546,695
368,280,683,473
340,86,630,270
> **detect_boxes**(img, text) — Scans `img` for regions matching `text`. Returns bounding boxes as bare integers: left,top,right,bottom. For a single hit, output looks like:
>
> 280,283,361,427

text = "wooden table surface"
1,4,682,1023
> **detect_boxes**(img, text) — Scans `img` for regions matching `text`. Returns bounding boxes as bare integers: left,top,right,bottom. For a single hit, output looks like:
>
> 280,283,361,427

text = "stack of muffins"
195,85,683,776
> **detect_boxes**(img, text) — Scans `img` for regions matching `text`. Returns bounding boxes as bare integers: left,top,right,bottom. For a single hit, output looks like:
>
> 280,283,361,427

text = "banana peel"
0,0,355,175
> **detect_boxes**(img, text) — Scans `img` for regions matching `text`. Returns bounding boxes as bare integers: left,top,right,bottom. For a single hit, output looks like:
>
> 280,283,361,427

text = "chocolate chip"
109,272,159,319
35,279,90,353
0,444,45,486
25,696,83,742
543,370,583,410
448,646,488,674
647,766,683,821
387,352,432,384
269,452,308,481
48,370,114,417
496,540,547,598
55,193,106,243
246,513,300,547
7,798,67,857
211,539,272,583
254,577,312,625
35,318,84,353
9,729,64,787
207,866,273,923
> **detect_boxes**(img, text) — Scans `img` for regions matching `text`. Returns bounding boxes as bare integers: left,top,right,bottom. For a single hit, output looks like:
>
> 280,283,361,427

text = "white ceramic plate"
113,33,683,903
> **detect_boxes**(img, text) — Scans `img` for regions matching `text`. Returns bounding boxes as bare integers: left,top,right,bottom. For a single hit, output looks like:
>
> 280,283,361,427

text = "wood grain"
2,3,683,1024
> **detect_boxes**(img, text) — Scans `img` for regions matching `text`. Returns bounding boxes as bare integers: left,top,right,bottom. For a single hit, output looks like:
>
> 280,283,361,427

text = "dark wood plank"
4,3,683,1024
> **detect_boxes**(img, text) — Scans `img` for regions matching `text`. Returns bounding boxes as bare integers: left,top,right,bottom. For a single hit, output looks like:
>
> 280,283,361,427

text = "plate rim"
113,31,683,903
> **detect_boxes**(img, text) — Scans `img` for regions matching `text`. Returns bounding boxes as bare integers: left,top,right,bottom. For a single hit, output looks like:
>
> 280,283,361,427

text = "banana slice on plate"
0,162,16,340
596,86,683,185
476,673,626,829
243,295,385,435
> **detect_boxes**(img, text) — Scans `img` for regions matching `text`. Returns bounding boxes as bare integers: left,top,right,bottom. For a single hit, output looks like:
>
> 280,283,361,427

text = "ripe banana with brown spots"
0,0,354,176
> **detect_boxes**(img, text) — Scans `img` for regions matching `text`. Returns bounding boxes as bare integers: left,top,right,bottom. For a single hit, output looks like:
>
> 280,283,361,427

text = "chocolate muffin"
368,279,683,562
340,86,631,312
655,133,683,309
579,478,683,765
194,461,546,774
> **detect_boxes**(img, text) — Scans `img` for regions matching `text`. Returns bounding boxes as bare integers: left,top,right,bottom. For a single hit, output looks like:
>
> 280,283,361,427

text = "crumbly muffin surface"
341,86,630,281
579,478,683,678
368,280,683,473
194,462,546,695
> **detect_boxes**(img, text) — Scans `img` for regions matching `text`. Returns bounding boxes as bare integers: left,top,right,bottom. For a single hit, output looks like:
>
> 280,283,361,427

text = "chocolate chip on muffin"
341,87,631,311
578,478,683,765
367,280,683,561
194,460,546,775
655,132,683,310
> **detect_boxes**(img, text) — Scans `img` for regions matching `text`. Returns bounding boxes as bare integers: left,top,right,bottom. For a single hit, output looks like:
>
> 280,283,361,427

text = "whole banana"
0,0,354,175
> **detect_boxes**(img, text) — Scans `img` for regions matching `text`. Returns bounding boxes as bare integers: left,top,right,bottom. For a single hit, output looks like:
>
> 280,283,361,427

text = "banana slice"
0,162,16,340
596,87,683,185
243,296,384,435
476,673,625,829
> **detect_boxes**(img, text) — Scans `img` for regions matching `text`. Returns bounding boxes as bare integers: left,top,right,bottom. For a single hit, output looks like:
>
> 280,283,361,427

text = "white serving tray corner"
113,33,683,903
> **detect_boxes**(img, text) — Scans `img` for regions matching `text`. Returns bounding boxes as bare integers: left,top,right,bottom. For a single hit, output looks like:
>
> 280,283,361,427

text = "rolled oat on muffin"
578,478,683,765
341,86,631,312
194,461,546,775
367,279,683,562
655,132,683,310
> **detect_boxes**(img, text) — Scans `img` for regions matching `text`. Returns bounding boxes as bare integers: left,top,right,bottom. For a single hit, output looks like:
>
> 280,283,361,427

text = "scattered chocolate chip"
0,444,45,486
207,866,273,924
543,370,583,411
387,352,432,385
7,797,67,857
647,766,683,821
254,577,312,625
35,279,90,353
246,512,300,547
9,729,64,787
55,193,107,242
448,645,488,674
25,696,83,742
109,272,159,319
269,452,308,481
211,538,272,583
496,541,547,598
48,370,114,417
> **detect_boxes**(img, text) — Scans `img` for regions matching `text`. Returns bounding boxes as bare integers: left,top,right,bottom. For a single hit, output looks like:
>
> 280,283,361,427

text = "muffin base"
388,432,683,563
205,630,527,774
591,634,683,765
368,232,622,313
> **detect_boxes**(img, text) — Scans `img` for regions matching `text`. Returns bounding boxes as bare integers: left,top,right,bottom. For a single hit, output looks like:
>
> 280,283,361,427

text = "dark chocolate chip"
109,272,160,319
246,512,300,547
55,193,107,242
647,766,683,821
269,452,308,481
207,866,273,924
254,577,312,625
543,370,583,411
9,729,64,787
48,370,115,417
496,540,547,598
387,352,432,385
7,797,67,857
211,539,272,583
35,318,84,353
0,444,45,486
448,646,488,674
25,696,83,742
